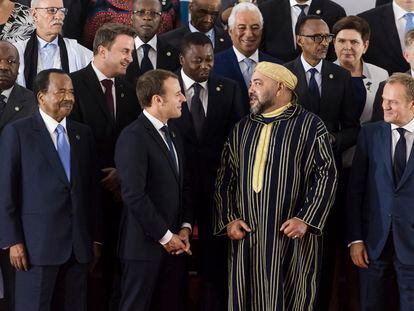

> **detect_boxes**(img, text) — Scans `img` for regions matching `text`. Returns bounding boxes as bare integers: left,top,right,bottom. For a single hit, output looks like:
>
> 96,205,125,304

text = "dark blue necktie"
55,124,71,182
296,4,308,21
140,44,154,75
307,68,320,112
394,128,406,185
0,94,6,116
161,125,178,172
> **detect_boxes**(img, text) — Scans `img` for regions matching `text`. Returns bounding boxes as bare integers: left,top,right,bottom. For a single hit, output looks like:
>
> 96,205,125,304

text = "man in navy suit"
116,69,193,311
214,2,281,114
0,69,102,311
348,73,414,311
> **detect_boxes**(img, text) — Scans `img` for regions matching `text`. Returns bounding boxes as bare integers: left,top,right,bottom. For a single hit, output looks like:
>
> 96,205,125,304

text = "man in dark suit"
214,2,280,114
62,0,89,41
0,69,102,311
358,0,414,75
170,32,243,311
376,0,393,7
160,0,231,54
260,0,346,63
116,69,193,311
126,0,180,86
348,73,414,311
69,23,140,310
0,40,36,311
285,15,359,310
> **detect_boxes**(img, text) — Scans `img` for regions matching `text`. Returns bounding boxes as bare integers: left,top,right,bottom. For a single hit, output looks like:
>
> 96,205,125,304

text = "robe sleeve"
296,121,338,235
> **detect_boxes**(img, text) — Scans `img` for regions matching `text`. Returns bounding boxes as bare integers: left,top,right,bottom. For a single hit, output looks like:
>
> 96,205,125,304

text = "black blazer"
159,25,232,54
69,63,140,169
125,36,181,86
260,0,346,63
285,57,360,155
0,84,36,133
62,0,89,40
376,0,392,6
115,113,193,260
358,4,410,75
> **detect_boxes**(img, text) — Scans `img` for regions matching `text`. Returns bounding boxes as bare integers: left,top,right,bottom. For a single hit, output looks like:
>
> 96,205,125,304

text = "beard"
250,98,273,115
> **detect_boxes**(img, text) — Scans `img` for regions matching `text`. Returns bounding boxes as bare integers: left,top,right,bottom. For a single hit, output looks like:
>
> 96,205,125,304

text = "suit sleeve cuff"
347,240,364,247
159,230,173,245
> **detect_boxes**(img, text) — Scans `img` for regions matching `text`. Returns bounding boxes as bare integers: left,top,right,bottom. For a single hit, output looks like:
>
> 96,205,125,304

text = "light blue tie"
405,13,414,33
242,58,254,87
55,124,71,182
42,43,57,69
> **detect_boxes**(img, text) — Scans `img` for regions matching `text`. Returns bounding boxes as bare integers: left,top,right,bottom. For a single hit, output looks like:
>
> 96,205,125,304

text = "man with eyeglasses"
12,0,92,90
259,0,346,63
126,0,180,86
285,15,360,311
160,0,232,54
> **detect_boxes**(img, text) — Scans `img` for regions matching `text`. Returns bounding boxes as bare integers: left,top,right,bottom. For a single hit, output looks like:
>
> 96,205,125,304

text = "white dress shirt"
391,117,414,163
37,35,61,72
142,109,192,245
300,54,322,94
1,86,14,103
134,35,158,69
39,108,69,149
393,1,414,52
181,69,208,115
232,46,259,78
91,61,117,118
290,0,312,48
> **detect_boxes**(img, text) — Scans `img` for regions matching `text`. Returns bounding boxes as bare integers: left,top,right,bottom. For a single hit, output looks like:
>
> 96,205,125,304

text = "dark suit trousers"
0,250,14,311
15,256,87,311
360,234,414,311
119,254,187,311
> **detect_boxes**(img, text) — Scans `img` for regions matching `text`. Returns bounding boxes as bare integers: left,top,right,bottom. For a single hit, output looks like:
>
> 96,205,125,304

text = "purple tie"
101,79,115,119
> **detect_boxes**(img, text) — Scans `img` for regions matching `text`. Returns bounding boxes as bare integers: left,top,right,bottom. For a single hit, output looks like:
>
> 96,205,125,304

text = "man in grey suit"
0,40,36,311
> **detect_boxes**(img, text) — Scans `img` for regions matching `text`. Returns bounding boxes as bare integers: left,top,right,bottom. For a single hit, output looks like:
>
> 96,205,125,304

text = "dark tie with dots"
296,4,308,22
140,44,154,75
191,83,205,140
394,128,407,185
101,79,115,119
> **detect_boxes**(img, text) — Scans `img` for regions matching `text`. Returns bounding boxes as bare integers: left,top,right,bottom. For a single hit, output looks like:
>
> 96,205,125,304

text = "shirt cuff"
93,241,103,245
347,240,364,247
181,223,192,233
159,230,173,245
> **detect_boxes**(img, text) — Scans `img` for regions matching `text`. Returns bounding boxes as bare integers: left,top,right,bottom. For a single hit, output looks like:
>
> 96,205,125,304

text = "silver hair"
31,0,64,8
228,2,263,30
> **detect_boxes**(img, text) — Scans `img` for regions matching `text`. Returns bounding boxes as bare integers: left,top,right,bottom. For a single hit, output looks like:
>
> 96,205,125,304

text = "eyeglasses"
132,10,162,18
34,7,68,15
299,34,334,43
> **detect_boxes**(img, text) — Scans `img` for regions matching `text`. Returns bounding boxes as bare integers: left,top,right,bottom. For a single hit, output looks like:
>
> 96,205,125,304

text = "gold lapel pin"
121,93,125,98
329,74,334,79
219,38,224,42
316,9,321,14
76,135,80,140
216,86,222,92
166,51,171,56
14,106,20,111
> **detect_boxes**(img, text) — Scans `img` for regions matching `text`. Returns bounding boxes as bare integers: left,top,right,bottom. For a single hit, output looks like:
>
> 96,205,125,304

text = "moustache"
51,19,64,26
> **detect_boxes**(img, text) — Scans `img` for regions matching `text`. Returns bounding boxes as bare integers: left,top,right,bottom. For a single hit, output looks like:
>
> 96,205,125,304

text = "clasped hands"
226,218,308,240
163,228,192,256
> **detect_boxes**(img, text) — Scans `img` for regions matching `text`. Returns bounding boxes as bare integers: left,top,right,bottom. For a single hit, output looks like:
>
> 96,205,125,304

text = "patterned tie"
0,94,6,117
55,124,71,182
394,128,407,185
296,4,308,22
140,44,154,75
42,43,57,69
101,79,115,119
161,125,178,172
405,13,414,33
191,83,205,140
242,58,254,87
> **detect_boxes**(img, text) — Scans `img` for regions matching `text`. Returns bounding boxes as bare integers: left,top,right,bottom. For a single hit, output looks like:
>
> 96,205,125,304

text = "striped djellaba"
214,104,338,311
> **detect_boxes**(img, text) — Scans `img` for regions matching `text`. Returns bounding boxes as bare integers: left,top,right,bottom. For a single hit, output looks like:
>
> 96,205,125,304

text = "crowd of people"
0,0,413,311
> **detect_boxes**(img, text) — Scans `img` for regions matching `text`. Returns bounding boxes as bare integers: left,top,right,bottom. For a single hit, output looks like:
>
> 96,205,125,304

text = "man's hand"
89,243,102,272
9,243,29,271
350,242,369,269
227,220,251,240
280,218,308,239
176,228,192,255
101,167,120,193
163,234,186,254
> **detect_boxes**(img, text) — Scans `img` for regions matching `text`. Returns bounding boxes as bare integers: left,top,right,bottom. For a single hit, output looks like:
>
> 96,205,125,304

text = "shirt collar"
143,109,165,131
188,22,215,39
391,116,414,133
1,85,14,102
37,35,59,49
290,0,312,8
393,1,414,20
301,54,323,73
232,46,259,63
180,68,208,92
39,107,67,133
91,61,115,83
134,35,158,52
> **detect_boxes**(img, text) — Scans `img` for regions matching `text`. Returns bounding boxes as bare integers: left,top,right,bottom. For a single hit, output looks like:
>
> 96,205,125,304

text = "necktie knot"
55,124,65,135
161,125,170,136
243,58,254,68
308,67,318,77
296,4,308,12
193,83,202,96
101,79,113,89
397,127,406,136
142,44,151,56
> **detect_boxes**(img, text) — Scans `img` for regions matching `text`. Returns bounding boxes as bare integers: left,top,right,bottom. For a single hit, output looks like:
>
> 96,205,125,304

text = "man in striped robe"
214,62,338,311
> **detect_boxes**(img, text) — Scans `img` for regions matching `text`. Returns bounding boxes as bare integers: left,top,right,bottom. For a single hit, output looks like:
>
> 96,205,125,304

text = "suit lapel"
293,58,309,102
177,74,199,144
309,0,324,16
0,86,25,129
157,39,176,69
380,123,394,183
279,0,296,55
67,121,81,186
204,76,223,140
382,5,404,63
128,43,141,77
397,128,414,189
321,60,336,115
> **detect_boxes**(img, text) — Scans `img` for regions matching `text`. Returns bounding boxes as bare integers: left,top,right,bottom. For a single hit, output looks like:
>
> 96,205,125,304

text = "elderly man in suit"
170,32,244,311
0,68,102,311
116,69,193,311
259,0,346,63
348,73,414,311
359,0,414,75
214,2,280,114
13,0,92,90
160,0,231,54
126,0,180,86
69,23,140,310
0,40,36,311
